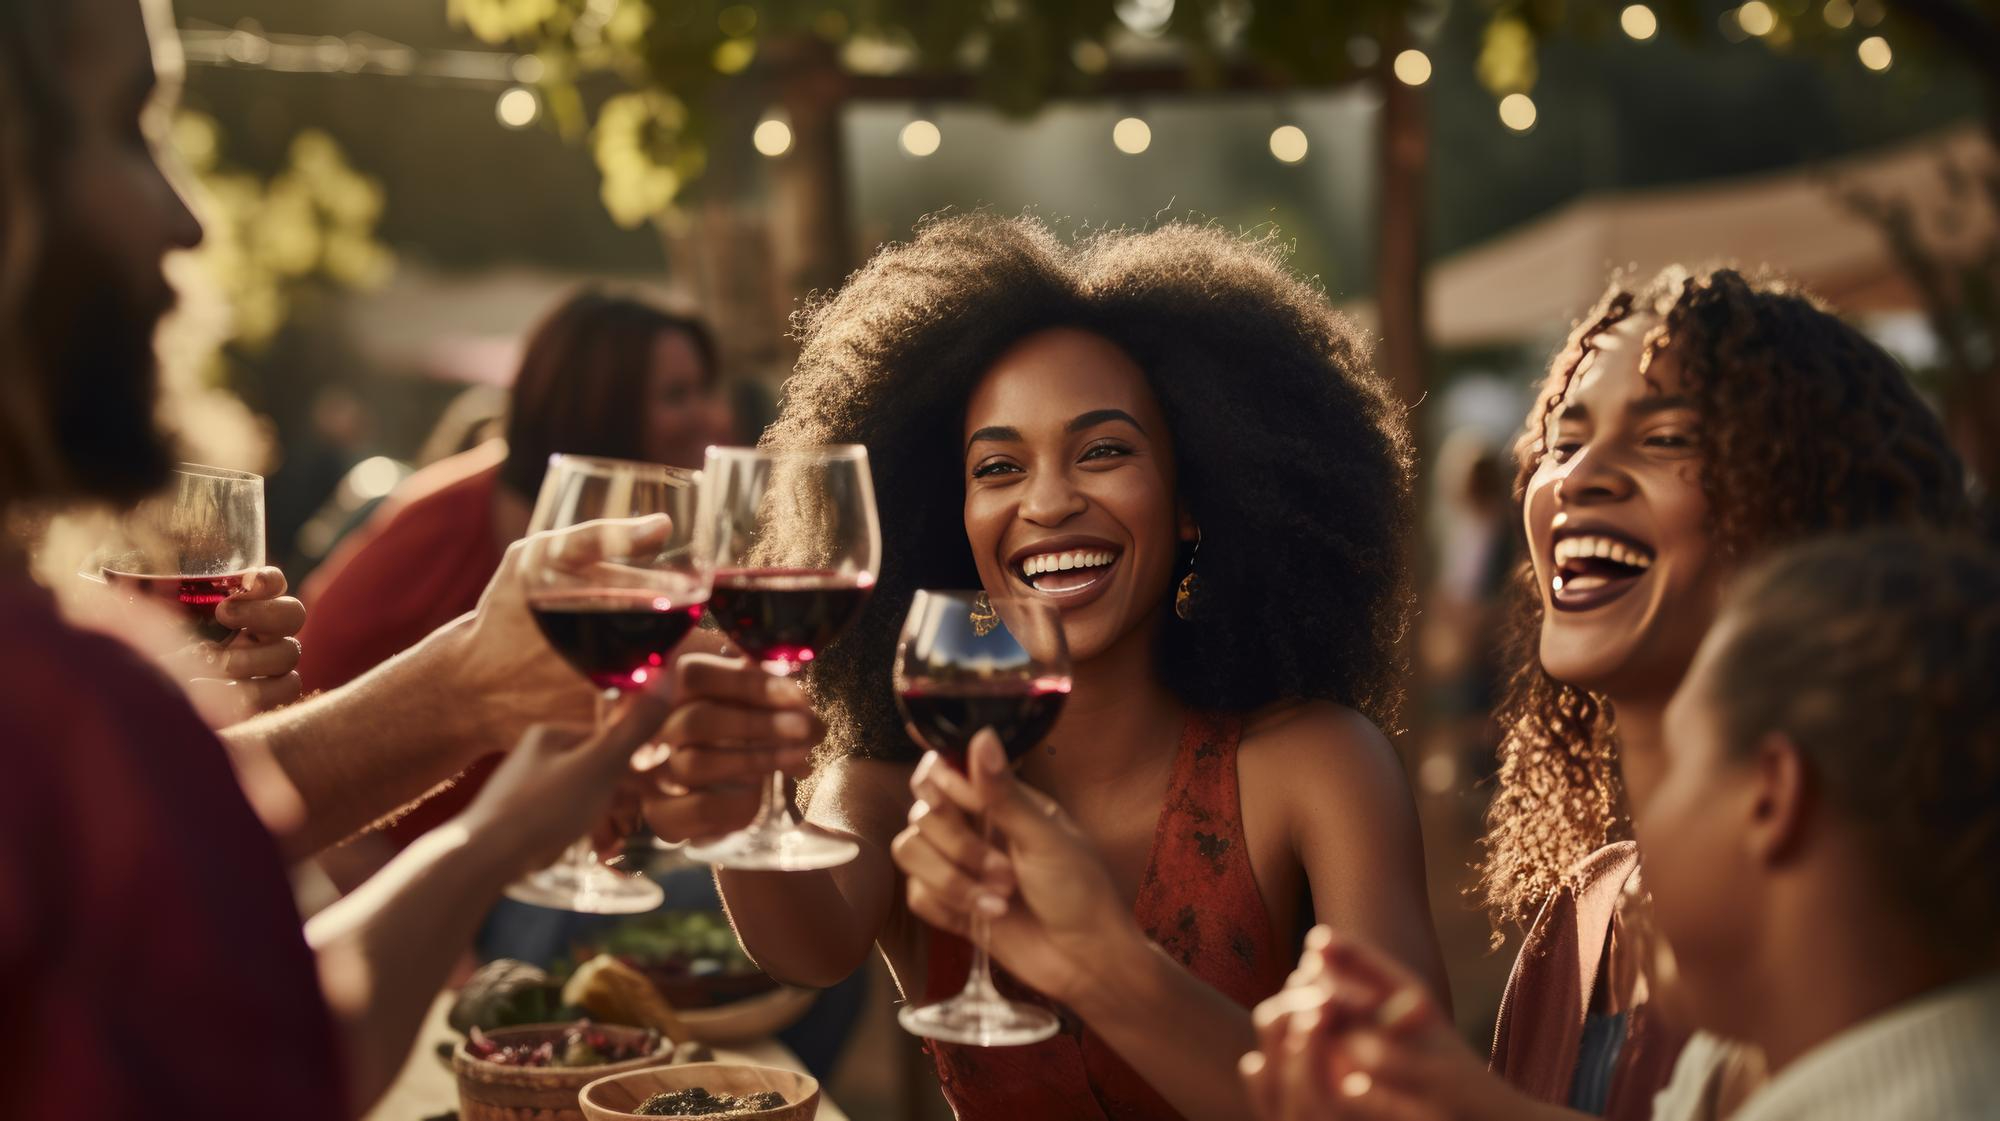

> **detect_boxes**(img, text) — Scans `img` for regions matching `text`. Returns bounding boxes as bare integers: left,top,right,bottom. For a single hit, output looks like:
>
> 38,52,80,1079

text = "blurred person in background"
297,290,724,874
1240,267,1973,1121
287,289,890,1077
1244,530,2000,1121
0,2,822,1116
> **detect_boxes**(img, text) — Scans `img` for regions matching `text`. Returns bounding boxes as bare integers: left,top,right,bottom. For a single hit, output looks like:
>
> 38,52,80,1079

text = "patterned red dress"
923,711,1291,1120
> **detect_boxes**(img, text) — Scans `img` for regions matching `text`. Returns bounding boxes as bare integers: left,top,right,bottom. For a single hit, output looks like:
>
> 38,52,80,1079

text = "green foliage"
173,112,394,353
454,0,1980,228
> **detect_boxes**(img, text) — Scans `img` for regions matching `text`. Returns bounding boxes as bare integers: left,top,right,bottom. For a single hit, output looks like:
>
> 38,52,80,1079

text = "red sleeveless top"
923,711,1292,1120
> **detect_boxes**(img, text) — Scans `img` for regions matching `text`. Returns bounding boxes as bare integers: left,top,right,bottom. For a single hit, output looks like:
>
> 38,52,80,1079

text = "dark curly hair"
765,214,1414,761
1706,530,2000,956
1477,266,1972,929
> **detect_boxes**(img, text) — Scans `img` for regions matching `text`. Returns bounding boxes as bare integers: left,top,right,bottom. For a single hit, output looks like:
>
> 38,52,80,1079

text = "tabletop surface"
362,992,850,1121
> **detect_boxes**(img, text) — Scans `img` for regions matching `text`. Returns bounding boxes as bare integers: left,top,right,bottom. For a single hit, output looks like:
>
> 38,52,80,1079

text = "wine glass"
893,589,1071,1047
505,454,711,914
682,445,880,872
93,464,266,644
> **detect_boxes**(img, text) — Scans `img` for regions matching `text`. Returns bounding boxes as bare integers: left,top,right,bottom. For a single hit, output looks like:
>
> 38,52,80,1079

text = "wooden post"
1375,42,1430,412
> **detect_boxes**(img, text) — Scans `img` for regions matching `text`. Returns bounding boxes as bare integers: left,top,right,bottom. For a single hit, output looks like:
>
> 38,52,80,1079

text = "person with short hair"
1240,530,2000,1121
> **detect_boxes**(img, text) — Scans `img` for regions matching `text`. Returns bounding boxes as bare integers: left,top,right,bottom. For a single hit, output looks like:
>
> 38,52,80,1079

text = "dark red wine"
708,568,872,672
102,569,248,643
896,679,1071,770
529,591,705,692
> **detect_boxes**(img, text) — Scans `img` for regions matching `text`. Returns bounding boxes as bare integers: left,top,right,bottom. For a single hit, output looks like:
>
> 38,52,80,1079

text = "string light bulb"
1498,93,1537,132
1113,116,1151,154
1269,124,1308,163
495,86,538,128
1857,35,1892,70
1737,1,1777,37
1620,5,1659,40
900,118,941,157
1392,48,1432,86
753,112,793,157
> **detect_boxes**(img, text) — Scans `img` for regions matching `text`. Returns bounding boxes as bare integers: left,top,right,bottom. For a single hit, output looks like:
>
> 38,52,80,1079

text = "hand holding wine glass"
682,445,880,872
89,464,305,718
891,590,1146,1046
636,652,827,844
507,454,711,914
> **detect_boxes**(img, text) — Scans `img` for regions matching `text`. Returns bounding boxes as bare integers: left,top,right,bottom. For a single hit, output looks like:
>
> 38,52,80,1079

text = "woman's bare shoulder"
805,753,917,843
1238,699,1413,834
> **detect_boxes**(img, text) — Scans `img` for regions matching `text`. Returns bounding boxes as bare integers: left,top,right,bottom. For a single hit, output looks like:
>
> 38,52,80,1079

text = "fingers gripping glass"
507,455,711,914
90,464,266,643
893,590,1070,1047
682,445,881,872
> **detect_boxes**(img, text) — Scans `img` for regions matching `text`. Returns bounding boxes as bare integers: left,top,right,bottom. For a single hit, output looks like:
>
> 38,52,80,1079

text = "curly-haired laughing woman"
1242,266,1973,1121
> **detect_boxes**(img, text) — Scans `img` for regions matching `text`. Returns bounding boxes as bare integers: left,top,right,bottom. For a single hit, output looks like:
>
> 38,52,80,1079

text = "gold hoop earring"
971,591,999,636
1175,531,1202,621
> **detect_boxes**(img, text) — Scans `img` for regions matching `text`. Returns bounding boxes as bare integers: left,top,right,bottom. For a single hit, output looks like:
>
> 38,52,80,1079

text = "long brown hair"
1477,266,1972,931
0,3,73,507
497,289,719,499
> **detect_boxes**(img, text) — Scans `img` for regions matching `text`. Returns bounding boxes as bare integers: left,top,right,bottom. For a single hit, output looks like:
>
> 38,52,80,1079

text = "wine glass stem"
756,769,792,829
960,810,1005,1005
752,666,799,831
557,689,620,871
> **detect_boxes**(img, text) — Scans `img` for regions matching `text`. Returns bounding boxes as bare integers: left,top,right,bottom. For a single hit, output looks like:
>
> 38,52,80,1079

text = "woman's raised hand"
637,652,824,843
893,729,1141,1006
1242,930,1561,1121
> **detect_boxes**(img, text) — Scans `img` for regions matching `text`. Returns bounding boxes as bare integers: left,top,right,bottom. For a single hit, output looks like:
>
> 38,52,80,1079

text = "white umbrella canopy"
1408,123,1993,349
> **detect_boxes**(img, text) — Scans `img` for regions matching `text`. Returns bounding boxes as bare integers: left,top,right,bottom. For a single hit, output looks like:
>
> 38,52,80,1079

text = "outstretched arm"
640,709,909,990
306,692,668,1113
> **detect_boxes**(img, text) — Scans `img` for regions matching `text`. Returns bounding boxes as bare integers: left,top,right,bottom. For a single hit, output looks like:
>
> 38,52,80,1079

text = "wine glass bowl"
682,445,881,873
505,455,710,914
892,590,1070,1047
95,464,266,643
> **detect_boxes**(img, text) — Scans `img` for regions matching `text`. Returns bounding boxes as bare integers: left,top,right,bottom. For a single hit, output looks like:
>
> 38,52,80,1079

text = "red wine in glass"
528,590,706,693
707,568,873,673
897,677,1071,771
102,569,250,643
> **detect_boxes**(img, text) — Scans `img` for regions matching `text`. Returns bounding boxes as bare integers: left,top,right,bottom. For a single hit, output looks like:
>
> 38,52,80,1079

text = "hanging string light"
1113,115,1152,154
494,86,539,128
1498,93,1537,132
1268,124,1308,164
753,111,794,157
900,117,942,157
1392,48,1432,86
1620,5,1659,40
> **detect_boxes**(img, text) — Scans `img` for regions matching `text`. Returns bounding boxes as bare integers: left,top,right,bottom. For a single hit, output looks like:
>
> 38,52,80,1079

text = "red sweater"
0,577,344,1120
297,442,509,844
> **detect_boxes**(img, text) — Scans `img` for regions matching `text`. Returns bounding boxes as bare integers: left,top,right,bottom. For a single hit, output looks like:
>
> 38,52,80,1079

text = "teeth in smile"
1553,535,1654,571
1021,549,1118,577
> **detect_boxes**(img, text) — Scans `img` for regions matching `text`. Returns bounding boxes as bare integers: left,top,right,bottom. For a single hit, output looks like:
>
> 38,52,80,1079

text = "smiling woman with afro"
669,213,1449,1121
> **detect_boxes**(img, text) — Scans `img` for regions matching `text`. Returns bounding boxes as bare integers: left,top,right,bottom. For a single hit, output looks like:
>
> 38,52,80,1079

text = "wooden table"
364,993,849,1121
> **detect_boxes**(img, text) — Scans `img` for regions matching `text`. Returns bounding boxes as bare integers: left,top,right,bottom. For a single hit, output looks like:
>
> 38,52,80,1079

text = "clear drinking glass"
893,590,1071,1047
93,464,266,644
505,454,710,914
682,445,880,872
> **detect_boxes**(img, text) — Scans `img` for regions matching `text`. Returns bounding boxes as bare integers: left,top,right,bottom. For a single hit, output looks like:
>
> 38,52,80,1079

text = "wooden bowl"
579,1062,819,1121
675,986,816,1046
454,1022,672,1121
